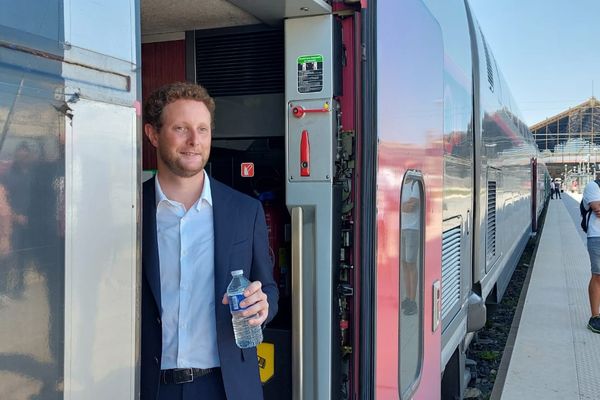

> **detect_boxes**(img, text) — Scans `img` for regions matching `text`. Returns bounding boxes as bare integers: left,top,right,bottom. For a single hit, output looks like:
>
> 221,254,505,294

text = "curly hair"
143,82,216,130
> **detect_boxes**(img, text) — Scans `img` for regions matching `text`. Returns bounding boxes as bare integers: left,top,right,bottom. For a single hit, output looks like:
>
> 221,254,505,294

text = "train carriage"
0,0,546,399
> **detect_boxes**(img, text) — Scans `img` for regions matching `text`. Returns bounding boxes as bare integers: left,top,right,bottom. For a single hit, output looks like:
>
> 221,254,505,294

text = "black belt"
160,367,218,384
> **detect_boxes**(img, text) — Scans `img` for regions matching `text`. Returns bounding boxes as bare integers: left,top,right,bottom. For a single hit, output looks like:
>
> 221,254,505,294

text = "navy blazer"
141,176,278,400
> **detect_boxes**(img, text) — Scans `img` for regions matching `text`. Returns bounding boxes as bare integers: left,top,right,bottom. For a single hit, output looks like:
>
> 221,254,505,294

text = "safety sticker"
297,54,323,93
257,342,275,383
241,162,255,178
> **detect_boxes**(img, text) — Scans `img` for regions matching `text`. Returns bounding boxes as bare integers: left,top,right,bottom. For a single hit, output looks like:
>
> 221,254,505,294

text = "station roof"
531,96,600,158
530,96,600,132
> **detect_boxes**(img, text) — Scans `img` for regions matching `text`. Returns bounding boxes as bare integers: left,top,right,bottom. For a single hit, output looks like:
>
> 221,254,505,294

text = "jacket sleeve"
250,201,279,325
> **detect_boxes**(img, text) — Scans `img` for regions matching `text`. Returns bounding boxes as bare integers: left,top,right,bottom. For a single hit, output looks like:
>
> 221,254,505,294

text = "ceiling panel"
141,0,260,36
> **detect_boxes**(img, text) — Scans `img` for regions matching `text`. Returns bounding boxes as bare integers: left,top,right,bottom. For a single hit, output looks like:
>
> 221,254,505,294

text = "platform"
498,193,600,400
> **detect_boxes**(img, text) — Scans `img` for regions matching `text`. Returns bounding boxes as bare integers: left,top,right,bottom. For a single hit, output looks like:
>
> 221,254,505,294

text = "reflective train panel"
0,0,140,399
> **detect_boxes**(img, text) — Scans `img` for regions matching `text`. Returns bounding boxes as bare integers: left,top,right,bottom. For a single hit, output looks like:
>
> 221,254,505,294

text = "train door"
531,158,538,232
374,1,444,399
285,14,349,400
141,2,361,399
0,2,139,399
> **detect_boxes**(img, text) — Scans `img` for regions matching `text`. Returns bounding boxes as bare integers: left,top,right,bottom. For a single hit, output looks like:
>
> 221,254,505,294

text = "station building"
531,97,600,188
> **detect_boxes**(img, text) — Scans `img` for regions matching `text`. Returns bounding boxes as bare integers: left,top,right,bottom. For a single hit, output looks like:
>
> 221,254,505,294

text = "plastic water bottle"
227,270,263,348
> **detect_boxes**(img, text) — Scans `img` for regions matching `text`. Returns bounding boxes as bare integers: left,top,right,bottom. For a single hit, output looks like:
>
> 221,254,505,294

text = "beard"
158,146,208,178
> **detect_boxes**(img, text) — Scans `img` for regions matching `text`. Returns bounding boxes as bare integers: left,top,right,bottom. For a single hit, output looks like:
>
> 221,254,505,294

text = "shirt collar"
155,170,213,211
197,171,213,210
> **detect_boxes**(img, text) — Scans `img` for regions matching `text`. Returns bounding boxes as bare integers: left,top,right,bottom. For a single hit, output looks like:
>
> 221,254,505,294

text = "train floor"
498,192,600,400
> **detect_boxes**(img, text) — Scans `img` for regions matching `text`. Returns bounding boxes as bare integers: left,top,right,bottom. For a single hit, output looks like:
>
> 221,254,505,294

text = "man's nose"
187,129,203,145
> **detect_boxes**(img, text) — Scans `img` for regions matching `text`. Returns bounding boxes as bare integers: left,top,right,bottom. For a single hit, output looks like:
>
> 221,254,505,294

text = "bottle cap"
231,270,244,276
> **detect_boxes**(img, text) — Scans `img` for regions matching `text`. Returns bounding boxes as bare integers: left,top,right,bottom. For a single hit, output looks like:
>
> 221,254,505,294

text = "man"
400,177,421,316
141,82,278,399
550,179,555,199
554,179,562,199
582,179,600,333
1,141,34,299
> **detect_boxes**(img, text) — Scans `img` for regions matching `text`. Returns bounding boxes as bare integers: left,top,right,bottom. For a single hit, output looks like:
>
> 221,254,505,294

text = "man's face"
145,99,212,178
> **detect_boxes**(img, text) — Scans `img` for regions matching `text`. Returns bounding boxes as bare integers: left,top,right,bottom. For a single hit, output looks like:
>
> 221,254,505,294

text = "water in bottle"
227,270,263,348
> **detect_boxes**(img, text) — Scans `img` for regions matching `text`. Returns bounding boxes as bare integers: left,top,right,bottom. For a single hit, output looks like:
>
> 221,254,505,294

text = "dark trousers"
158,369,227,400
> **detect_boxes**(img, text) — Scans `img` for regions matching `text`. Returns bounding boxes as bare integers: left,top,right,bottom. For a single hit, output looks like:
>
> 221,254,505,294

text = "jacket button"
154,356,159,365
156,317,161,325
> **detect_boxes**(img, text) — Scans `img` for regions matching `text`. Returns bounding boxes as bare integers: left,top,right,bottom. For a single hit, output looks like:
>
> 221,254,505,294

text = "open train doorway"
140,1,360,399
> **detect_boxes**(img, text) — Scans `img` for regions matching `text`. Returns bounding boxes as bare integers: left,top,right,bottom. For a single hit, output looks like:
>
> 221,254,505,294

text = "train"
0,0,548,399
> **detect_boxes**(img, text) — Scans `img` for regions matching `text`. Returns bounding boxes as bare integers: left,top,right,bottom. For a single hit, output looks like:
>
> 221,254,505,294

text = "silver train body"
0,1,140,398
423,0,546,390
0,0,546,398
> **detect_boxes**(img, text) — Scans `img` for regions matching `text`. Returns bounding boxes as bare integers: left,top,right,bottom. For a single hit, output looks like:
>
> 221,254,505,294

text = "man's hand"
222,280,269,327
590,201,600,218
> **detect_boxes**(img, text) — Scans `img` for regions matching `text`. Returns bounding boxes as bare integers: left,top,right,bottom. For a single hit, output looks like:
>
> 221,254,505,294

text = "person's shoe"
404,300,417,316
587,316,600,333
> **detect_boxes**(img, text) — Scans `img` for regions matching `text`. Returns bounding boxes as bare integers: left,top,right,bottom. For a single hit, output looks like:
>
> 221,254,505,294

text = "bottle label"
228,293,248,312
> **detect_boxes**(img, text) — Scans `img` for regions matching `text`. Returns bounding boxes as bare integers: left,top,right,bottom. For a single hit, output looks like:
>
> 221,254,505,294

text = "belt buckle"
173,368,194,384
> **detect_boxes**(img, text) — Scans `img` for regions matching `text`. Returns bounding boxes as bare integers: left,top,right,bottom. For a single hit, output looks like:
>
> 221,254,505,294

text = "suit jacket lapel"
143,177,162,312
211,180,234,320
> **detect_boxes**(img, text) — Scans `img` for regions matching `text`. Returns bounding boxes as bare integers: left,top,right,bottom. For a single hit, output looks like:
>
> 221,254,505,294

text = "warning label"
241,162,255,178
297,55,323,93
257,342,275,383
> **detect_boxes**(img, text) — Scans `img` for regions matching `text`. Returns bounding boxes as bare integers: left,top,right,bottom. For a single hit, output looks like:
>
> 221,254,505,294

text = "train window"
398,171,424,399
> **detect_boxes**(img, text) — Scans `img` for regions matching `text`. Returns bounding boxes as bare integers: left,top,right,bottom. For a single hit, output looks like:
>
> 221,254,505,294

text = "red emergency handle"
300,129,310,177
292,105,330,118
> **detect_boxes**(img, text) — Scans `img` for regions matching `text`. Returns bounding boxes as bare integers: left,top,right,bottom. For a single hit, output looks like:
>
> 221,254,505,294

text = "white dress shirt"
155,171,220,369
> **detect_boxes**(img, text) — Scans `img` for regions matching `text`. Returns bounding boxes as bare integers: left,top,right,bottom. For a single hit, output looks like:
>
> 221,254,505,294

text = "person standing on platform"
582,179,600,333
550,180,556,199
400,178,421,316
141,82,278,400
555,179,562,199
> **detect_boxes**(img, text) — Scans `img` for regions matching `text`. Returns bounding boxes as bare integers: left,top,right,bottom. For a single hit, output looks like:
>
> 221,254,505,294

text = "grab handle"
291,207,303,400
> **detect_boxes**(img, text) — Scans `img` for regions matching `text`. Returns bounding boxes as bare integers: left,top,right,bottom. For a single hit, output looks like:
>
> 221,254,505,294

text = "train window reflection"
398,172,424,399
0,82,65,398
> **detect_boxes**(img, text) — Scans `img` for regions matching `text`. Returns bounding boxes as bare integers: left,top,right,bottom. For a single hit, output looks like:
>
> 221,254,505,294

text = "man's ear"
144,123,159,148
